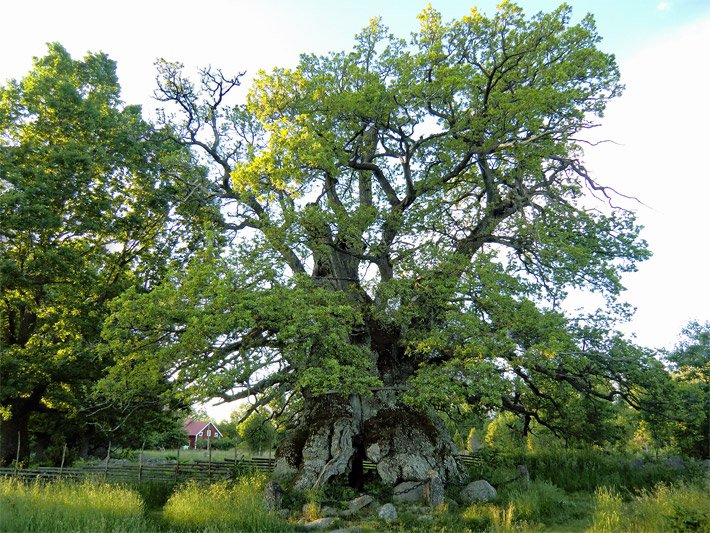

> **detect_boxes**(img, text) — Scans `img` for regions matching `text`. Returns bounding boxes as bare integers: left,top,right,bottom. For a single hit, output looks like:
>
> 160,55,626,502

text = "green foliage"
484,412,525,452
666,321,710,458
237,411,277,452
108,2,660,463
0,478,148,532
0,43,206,463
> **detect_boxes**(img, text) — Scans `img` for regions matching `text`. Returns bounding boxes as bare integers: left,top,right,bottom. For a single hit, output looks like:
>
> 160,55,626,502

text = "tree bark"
273,391,463,491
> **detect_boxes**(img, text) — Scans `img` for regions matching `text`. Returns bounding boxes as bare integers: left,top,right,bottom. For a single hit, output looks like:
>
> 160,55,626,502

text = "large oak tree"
104,4,661,488
0,44,210,464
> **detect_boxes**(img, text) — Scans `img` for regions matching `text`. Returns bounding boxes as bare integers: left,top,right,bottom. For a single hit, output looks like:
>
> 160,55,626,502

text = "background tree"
665,321,709,458
237,410,277,455
104,3,660,489
0,44,210,464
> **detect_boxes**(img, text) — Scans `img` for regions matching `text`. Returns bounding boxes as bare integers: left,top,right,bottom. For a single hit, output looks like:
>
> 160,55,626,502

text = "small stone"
423,470,445,507
460,480,497,503
348,494,374,512
263,480,283,511
378,503,397,522
302,517,337,530
320,506,338,517
392,481,425,503
516,464,530,490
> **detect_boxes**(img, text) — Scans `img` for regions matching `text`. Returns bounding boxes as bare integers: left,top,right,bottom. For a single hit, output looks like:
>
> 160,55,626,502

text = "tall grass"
0,477,148,532
162,474,293,532
591,481,710,532
591,486,623,532
471,447,700,492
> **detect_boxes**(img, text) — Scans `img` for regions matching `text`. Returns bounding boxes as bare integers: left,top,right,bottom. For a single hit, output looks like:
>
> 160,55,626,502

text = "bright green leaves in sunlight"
106,1,665,452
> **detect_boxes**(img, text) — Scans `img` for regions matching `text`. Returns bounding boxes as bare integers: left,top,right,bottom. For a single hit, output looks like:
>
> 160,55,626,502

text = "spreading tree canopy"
0,44,212,464
103,3,664,487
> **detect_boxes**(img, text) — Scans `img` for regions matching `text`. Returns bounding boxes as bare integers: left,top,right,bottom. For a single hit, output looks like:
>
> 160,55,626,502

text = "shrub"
132,480,175,510
209,437,237,450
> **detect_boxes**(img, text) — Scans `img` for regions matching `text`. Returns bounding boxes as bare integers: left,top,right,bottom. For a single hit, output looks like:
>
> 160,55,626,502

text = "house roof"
184,420,223,438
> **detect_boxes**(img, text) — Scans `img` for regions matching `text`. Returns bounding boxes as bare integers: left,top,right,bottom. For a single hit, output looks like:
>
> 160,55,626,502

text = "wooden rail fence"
0,454,483,483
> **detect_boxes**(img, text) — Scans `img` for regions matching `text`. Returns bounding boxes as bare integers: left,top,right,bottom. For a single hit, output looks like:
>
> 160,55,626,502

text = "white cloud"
657,2,672,12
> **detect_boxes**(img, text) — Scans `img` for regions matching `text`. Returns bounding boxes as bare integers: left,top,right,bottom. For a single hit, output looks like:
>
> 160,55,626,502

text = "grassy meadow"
1,450,708,532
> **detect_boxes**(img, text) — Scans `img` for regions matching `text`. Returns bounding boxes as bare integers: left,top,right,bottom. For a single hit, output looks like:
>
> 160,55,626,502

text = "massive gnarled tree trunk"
274,392,462,490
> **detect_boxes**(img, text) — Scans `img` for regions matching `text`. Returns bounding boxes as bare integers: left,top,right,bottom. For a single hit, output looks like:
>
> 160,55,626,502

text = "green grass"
139,446,274,464
1,452,707,533
0,477,148,532
591,481,710,532
141,447,246,463
161,474,293,532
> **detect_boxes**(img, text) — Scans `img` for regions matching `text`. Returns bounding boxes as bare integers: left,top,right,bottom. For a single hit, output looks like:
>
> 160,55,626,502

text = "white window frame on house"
207,429,211,437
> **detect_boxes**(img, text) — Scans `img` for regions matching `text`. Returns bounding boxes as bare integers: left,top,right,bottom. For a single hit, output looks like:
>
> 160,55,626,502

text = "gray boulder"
460,480,497,503
392,480,425,503
378,503,398,522
263,480,283,511
301,517,337,530
348,494,374,513
516,464,530,490
320,506,338,517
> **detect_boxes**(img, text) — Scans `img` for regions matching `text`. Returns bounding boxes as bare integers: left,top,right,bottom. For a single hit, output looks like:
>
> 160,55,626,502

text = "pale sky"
2,1,709,421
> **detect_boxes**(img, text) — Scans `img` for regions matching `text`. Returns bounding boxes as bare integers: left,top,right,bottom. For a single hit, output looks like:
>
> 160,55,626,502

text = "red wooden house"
184,420,223,448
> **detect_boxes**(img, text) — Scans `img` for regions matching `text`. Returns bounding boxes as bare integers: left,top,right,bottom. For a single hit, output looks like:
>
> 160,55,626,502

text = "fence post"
138,441,145,483
14,432,20,476
208,437,212,481
174,446,180,484
60,443,67,476
104,441,111,480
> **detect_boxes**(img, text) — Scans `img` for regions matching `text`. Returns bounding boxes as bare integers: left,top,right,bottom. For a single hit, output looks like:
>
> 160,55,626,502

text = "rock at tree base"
378,503,397,522
460,480,497,503
263,480,283,511
348,494,374,513
516,464,530,490
392,480,426,503
423,470,445,507
320,506,338,517
301,517,337,530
